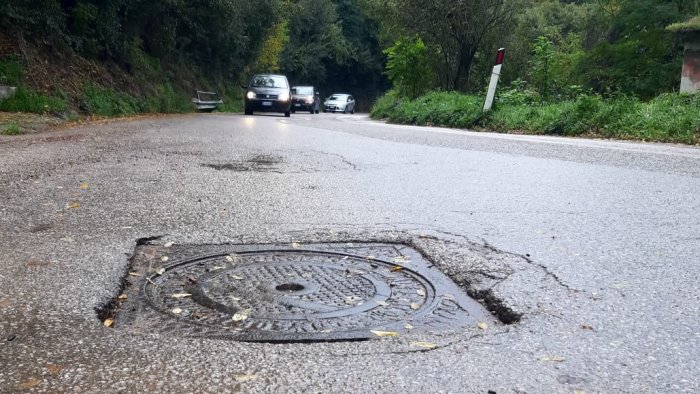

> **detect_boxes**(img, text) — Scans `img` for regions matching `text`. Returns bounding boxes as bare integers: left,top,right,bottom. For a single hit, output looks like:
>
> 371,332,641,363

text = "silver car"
323,94,355,114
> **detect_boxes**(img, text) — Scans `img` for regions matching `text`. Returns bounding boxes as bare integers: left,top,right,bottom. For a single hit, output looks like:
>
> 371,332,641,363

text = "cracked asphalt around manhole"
1,113,699,393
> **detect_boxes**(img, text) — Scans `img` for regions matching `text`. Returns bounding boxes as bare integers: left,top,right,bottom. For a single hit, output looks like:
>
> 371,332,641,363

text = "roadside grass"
371,91,700,144
81,84,141,116
1,121,22,135
0,86,68,114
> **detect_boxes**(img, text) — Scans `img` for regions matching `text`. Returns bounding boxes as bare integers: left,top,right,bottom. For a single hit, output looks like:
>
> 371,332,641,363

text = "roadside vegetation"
1,0,699,143
370,0,700,144
372,90,700,144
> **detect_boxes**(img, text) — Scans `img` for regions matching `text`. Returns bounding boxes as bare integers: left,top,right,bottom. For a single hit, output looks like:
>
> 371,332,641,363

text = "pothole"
104,243,496,342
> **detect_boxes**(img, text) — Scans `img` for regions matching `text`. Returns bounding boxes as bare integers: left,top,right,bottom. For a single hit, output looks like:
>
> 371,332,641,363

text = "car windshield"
328,95,347,101
251,75,288,88
293,87,314,95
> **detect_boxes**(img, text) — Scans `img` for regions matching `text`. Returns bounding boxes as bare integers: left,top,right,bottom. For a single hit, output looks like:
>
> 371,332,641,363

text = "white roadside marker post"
483,48,506,112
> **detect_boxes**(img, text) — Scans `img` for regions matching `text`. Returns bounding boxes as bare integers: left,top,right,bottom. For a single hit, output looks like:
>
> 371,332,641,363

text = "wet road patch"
104,243,495,342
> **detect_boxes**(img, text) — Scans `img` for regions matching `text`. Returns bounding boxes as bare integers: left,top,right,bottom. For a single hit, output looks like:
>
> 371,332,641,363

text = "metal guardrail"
191,90,223,112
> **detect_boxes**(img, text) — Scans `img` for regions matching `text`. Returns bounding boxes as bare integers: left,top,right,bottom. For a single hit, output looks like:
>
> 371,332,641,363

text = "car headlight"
279,92,290,101
246,91,256,99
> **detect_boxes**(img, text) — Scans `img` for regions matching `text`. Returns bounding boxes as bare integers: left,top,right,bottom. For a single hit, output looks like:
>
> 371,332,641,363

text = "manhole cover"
110,243,493,341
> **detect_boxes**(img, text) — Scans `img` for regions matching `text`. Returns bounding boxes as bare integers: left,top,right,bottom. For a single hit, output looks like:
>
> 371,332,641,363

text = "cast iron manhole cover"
111,243,493,341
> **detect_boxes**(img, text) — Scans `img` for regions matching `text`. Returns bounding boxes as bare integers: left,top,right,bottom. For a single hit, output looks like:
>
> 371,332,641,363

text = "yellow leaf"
390,265,403,272
46,364,63,375
393,255,410,263
160,256,169,262
155,268,165,275
234,373,258,383
19,378,42,389
370,330,399,337
117,294,128,300
67,201,80,209
477,322,488,330
366,255,376,260
541,356,566,362
103,319,114,327
128,272,142,277
410,341,437,349
410,303,421,310
291,242,301,249
79,182,89,190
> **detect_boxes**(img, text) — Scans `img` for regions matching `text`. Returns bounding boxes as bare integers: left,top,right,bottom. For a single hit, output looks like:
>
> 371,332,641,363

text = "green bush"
0,86,67,113
1,121,22,135
82,84,141,116
144,83,191,113
0,57,22,85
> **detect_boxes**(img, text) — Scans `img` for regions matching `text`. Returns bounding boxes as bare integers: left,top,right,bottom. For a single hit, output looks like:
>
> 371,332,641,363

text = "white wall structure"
680,38,700,93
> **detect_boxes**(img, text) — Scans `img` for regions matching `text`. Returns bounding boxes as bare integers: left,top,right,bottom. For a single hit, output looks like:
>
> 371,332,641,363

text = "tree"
383,36,432,98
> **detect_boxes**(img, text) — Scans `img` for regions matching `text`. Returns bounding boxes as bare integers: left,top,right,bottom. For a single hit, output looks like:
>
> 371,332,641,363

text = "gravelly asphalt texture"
1,113,698,393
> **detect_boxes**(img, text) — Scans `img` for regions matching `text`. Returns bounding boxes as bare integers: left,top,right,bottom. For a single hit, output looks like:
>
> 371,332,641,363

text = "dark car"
291,86,320,114
243,74,292,117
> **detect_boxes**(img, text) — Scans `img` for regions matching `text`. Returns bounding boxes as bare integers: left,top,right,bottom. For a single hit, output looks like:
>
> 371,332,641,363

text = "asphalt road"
1,113,698,393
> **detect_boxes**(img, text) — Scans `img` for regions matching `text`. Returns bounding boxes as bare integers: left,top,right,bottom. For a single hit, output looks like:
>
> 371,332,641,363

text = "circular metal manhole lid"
117,244,491,341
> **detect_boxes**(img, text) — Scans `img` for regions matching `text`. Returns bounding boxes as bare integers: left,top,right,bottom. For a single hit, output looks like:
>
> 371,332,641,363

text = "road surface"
1,113,698,393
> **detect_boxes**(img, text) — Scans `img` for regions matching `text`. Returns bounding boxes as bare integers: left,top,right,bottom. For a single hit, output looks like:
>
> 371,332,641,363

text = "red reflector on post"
495,48,506,65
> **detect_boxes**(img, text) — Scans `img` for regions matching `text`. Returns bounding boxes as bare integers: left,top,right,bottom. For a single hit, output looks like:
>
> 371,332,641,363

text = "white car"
323,94,355,114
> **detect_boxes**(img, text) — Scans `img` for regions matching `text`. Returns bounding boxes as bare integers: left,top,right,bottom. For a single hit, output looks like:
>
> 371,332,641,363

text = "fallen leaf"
541,356,566,362
390,265,403,272
366,255,376,260
211,266,225,271
370,330,399,337
375,300,389,307
225,255,234,262
230,275,244,280
103,319,114,327
171,293,192,299
393,255,410,263
46,364,63,375
572,390,588,394
19,378,42,389
0,297,11,308
164,241,174,248
171,308,183,315
291,242,301,249
160,256,169,262
117,294,128,300
233,309,251,321
477,322,488,330
404,323,414,330
234,373,258,383
67,201,80,209
410,303,421,310
128,272,142,277
410,341,437,349
417,288,426,297
155,268,165,275
79,182,89,190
